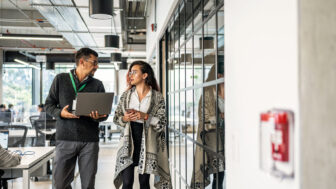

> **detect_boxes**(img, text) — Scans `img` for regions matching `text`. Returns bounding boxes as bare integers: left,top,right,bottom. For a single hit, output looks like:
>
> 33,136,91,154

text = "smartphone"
126,108,135,113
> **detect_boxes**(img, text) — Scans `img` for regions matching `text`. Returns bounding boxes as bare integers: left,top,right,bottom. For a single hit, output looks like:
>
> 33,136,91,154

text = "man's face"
81,54,99,77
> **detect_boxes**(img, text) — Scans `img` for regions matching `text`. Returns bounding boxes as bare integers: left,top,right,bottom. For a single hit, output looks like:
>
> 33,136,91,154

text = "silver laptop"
0,130,9,149
74,93,114,116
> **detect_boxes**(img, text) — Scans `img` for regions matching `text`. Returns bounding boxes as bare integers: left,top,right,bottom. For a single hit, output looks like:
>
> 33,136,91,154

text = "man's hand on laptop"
61,105,79,119
89,111,107,120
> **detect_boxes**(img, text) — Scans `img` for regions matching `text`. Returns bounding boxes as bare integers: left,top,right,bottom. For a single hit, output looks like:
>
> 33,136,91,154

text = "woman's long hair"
126,61,160,91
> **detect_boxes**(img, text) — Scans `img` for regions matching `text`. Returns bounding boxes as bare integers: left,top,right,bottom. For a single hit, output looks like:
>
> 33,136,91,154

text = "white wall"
299,0,336,188
146,0,179,60
225,0,300,189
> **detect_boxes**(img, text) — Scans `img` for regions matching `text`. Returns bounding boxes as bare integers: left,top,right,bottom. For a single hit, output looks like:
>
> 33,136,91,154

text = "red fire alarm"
151,23,157,32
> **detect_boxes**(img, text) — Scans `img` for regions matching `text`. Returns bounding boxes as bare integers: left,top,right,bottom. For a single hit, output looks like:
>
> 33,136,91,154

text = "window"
161,0,225,188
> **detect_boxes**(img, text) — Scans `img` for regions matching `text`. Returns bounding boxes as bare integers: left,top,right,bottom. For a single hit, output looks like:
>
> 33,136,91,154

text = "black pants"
122,122,150,189
212,171,225,189
131,122,143,166
122,164,150,189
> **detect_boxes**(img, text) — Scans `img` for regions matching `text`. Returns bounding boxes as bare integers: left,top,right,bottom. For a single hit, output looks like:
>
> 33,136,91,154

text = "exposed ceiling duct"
0,0,147,60
32,1,96,48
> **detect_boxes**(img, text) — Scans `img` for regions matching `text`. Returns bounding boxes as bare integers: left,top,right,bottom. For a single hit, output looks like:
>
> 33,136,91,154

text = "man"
0,104,11,124
45,48,108,189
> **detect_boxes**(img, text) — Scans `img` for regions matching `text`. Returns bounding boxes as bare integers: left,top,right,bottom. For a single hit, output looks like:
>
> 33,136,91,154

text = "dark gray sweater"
45,69,108,142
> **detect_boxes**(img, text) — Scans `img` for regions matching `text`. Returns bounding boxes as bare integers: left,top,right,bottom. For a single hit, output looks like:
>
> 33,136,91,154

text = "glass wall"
163,0,224,188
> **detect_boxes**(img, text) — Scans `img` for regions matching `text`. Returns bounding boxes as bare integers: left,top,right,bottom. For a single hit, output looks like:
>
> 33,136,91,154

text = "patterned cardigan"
113,87,172,189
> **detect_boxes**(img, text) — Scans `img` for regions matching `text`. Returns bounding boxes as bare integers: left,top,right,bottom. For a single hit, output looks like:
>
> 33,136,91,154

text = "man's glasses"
86,59,98,66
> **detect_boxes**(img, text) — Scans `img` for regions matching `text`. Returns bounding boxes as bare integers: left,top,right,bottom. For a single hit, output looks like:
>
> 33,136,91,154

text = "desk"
0,147,55,189
9,129,56,138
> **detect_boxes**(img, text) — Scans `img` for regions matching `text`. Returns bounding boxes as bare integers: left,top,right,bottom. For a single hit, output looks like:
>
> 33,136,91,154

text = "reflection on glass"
186,138,194,187
174,13,180,50
192,64,225,189
175,52,180,90
175,93,180,131
203,15,216,82
179,1,186,46
186,90,194,137
185,38,193,88
180,92,186,134
193,88,202,139
185,0,193,40
218,6,224,78
180,44,186,89
204,0,216,20
194,26,203,86
180,135,187,187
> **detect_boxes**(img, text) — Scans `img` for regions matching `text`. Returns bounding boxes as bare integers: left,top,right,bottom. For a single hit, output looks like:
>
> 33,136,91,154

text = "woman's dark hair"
127,61,160,91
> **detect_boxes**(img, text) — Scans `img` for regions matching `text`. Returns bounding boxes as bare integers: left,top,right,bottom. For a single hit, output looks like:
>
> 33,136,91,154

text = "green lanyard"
69,72,86,96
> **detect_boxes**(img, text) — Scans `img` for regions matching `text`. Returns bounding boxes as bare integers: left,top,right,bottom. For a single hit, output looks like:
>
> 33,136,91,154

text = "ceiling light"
0,34,63,41
111,53,121,62
14,59,41,70
119,61,128,70
89,0,114,19
105,35,119,48
200,36,214,49
46,62,55,70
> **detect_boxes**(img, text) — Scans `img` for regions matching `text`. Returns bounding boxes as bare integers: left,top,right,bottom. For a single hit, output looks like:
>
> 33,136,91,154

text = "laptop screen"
0,130,9,149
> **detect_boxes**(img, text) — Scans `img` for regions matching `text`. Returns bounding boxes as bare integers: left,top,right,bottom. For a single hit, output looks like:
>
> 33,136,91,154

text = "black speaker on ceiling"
199,36,214,49
119,61,128,70
89,0,113,19
46,62,55,70
111,53,121,62
105,35,119,48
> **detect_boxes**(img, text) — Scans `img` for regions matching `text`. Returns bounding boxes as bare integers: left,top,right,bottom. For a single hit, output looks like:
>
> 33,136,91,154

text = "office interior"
0,0,335,189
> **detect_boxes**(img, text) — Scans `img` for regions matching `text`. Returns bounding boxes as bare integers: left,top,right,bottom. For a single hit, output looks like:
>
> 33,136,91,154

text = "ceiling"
0,0,148,60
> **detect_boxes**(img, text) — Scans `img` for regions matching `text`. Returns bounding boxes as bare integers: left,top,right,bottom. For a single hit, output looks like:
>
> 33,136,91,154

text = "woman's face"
129,65,148,86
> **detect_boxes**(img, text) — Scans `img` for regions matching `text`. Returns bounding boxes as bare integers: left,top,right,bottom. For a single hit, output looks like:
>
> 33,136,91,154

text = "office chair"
29,116,47,146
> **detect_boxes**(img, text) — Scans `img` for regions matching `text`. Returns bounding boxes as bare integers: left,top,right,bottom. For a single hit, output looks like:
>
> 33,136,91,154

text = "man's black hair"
75,48,98,66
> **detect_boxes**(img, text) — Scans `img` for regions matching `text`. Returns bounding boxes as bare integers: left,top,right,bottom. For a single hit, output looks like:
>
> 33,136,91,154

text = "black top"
45,69,108,142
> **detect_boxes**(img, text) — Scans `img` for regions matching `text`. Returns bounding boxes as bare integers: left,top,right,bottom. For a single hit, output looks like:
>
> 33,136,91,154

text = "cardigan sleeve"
0,145,21,167
148,93,167,133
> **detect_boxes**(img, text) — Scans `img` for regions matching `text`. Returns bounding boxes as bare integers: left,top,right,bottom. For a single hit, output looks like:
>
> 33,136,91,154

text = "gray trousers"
53,140,99,189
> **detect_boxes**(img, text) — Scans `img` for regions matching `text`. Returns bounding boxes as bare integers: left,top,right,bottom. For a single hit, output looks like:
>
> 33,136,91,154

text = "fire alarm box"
260,109,294,178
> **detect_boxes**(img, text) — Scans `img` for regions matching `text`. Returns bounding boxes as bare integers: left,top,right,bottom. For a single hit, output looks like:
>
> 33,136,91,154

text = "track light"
14,59,41,70
0,34,63,41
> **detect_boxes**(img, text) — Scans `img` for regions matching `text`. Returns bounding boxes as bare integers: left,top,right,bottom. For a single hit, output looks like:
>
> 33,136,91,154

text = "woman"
113,61,171,189
192,62,225,189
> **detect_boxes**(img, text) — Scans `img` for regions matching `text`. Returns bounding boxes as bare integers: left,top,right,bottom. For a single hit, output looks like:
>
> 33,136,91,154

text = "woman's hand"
131,111,148,120
122,111,137,122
